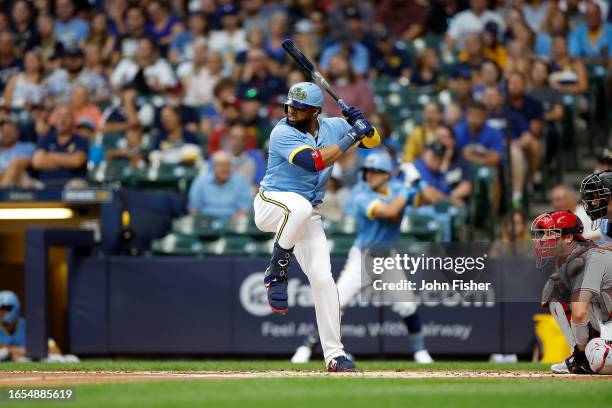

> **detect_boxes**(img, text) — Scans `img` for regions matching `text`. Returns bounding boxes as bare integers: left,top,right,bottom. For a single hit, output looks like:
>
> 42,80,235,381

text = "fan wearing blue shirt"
569,3,612,59
454,102,504,168
31,104,88,186
188,151,252,221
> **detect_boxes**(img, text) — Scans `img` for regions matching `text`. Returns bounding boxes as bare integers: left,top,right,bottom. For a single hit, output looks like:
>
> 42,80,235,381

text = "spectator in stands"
208,4,248,62
188,150,252,221
116,6,149,61
509,19,536,53
292,18,320,65
241,0,278,32
0,32,22,93
406,141,468,207
456,33,486,80
426,0,459,35
200,78,237,135
549,184,600,240
178,42,223,107
233,26,266,80
490,210,532,255
454,102,504,168
236,47,285,103
64,85,103,133
534,7,570,58
472,60,503,101
449,68,473,112
483,85,536,207
403,102,443,163
507,70,545,188
569,2,612,60
0,117,34,187
263,11,289,65
54,0,89,49
595,148,612,173
328,1,374,39
549,35,589,102
319,29,370,76
105,124,143,167
146,0,184,57
528,59,564,123
80,12,115,66
3,50,45,109
111,37,177,97
43,47,85,103
308,9,334,51
32,103,88,186
435,125,473,205
522,0,550,33
81,44,112,105
410,48,439,88
227,124,256,187
375,0,428,42
152,105,198,151
169,12,208,65
368,29,412,80
240,93,269,148
507,71,544,140
482,22,507,68
10,0,38,52
443,102,463,128
504,40,531,78
35,13,64,70
101,86,140,134
322,52,375,118
445,0,505,51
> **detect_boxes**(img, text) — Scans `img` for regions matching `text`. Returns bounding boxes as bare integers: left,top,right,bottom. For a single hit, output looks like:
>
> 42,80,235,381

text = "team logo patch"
289,87,307,101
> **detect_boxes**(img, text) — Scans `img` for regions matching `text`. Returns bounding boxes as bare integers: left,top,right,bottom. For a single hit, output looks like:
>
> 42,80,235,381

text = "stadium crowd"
0,0,610,240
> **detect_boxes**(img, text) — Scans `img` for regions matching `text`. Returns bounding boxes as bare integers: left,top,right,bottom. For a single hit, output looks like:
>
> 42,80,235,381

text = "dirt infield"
0,370,610,386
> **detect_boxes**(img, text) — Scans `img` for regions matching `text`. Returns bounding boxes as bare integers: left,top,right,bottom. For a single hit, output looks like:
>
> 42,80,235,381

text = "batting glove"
342,106,366,126
347,119,374,143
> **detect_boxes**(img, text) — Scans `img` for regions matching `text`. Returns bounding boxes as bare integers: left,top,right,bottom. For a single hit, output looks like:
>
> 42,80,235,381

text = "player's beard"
287,116,315,133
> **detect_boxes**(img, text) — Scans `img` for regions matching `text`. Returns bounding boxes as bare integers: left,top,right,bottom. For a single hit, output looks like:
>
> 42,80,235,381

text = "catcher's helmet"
531,210,586,267
285,82,324,111
0,290,20,325
580,170,612,229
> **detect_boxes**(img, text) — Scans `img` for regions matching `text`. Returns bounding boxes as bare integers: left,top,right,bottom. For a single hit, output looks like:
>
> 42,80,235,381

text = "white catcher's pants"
336,246,417,317
253,191,345,364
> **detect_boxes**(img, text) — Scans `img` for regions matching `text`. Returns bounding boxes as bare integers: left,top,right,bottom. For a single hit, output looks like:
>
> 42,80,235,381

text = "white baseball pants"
253,190,345,365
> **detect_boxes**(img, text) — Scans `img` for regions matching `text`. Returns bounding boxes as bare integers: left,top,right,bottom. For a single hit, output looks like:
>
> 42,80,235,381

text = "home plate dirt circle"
1,370,610,386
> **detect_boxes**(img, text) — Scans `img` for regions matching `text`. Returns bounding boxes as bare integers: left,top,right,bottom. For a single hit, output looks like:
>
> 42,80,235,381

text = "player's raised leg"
254,191,313,314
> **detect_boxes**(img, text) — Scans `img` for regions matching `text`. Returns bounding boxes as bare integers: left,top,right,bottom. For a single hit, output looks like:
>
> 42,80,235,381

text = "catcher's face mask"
580,173,611,230
531,213,562,268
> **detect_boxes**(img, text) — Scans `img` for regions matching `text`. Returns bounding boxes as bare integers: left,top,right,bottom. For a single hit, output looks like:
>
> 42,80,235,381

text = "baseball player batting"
532,210,612,374
291,152,433,364
253,82,381,372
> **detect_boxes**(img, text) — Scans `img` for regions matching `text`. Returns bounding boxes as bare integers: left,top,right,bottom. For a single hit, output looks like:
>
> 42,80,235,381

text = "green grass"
1,361,609,408
3,378,611,408
0,359,548,372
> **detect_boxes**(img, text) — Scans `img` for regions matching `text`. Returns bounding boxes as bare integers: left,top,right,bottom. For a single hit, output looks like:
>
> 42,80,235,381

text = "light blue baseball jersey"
597,219,612,245
260,117,351,205
0,318,26,348
354,180,406,248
